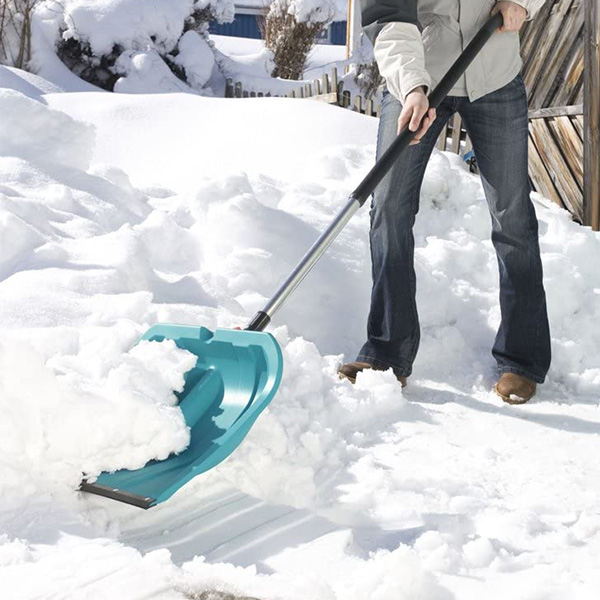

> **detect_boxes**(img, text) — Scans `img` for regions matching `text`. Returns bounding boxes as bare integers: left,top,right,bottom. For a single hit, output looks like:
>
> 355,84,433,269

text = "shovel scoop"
80,324,283,508
80,13,503,508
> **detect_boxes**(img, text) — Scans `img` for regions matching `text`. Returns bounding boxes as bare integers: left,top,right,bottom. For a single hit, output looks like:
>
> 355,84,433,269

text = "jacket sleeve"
361,0,431,104
497,0,547,21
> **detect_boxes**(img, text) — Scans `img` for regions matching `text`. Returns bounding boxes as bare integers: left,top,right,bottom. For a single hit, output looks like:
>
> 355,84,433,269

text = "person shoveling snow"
339,0,550,405
81,9,528,506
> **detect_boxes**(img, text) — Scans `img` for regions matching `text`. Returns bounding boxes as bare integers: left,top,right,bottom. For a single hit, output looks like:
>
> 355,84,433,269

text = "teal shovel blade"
80,324,283,508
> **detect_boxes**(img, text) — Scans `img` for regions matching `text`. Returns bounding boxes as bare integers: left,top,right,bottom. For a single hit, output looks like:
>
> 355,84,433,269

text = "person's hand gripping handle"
398,86,436,145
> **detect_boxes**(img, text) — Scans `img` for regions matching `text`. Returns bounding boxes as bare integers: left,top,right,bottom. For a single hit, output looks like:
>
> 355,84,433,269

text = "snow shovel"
80,13,503,509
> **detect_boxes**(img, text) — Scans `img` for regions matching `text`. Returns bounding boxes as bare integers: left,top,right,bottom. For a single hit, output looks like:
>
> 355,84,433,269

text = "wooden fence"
225,68,382,116
520,0,587,224
225,0,599,229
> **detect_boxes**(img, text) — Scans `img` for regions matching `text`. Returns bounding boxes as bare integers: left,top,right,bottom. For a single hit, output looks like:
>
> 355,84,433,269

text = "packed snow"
1,56,600,600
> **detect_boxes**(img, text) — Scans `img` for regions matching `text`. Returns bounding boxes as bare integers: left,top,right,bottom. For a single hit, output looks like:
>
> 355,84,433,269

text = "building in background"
209,1,348,45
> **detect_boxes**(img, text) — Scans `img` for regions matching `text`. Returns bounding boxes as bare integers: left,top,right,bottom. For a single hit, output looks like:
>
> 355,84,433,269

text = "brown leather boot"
494,372,536,404
338,361,407,387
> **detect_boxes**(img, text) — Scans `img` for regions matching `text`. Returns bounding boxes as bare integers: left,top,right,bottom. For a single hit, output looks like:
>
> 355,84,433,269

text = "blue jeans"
357,74,551,384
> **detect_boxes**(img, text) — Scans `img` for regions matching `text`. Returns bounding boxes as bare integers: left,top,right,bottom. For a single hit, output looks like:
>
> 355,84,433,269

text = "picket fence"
225,66,470,158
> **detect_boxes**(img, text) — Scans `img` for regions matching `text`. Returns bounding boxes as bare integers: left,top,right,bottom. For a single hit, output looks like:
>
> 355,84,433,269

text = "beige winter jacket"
362,0,546,103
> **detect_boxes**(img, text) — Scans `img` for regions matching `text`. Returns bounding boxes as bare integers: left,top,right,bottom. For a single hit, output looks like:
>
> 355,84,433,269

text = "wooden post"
342,90,351,108
450,114,462,154
374,100,381,118
584,0,600,230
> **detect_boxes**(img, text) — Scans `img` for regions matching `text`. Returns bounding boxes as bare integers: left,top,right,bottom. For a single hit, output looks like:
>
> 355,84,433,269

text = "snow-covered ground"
1,60,600,600
211,34,347,73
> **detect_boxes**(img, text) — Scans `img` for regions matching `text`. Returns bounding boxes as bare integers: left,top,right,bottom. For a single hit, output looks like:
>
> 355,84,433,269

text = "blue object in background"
80,325,284,508
463,149,479,173
329,21,347,46
209,11,347,45
209,13,263,39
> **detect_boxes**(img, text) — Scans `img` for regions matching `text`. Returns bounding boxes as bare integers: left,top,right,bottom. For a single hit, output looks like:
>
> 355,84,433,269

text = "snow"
114,49,195,94
230,0,347,21
27,1,350,99
43,0,196,57
175,31,217,89
0,88,95,169
0,66,63,98
44,92,375,190
269,0,339,24
211,33,346,74
1,64,600,600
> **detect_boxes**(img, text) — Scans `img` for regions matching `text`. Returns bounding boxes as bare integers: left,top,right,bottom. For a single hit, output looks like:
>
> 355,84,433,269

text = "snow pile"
0,338,195,498
174,30,216,89
0,88,197,501
0,64,63,97
113,49,194,94
0,88,94,169
214,331,428,518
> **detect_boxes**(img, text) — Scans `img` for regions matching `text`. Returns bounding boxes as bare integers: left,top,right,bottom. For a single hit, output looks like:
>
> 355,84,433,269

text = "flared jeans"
357,74,551,383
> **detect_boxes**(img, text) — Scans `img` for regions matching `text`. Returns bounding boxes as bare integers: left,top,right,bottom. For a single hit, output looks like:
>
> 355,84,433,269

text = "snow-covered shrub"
353,61,383,101
0,0,39,68
348,35,383,101
56,36,123,90
189,0,235,32
42,0,233,93
263,0,337,80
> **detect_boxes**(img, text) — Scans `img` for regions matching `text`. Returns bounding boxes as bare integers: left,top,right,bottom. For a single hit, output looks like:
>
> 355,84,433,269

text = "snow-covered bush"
263,0,337,80
353,60,383,100
191,0,235,30
0,0,39,68
41,0,234,93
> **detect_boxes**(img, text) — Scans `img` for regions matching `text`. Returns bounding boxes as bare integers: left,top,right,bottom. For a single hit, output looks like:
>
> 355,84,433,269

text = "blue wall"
329,21,347,46
210,14,262,39
210,15,347,46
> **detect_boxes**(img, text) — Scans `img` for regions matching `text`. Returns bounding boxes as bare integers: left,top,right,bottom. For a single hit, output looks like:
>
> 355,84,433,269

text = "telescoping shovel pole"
80,13,503,509
246,12,504,334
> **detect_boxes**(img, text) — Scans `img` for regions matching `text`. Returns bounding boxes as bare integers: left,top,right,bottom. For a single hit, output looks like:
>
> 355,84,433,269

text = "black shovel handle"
246,12,503,333
351,12,504,206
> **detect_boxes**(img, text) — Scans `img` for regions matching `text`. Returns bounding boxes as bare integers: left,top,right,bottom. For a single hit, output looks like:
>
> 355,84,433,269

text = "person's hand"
492,1,528,33
398,86,436,145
